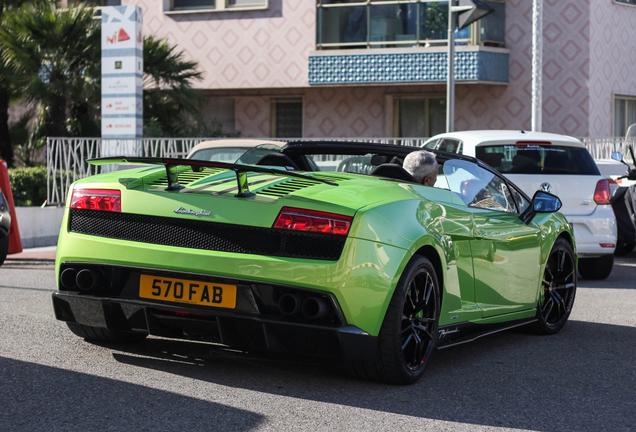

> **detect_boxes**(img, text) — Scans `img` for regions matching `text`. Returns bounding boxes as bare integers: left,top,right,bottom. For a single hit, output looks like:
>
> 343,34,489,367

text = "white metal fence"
46,136,636,205
580,137,636,159
46,137,211,205
46,137,428,204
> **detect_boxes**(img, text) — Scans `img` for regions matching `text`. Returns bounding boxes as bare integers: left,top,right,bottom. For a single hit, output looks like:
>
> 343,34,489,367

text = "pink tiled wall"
234,88,387,138
456,0,591,137
303,87,386,138
128,0,314,89
127,0,636,138
589,0,636,137
235,96,271,137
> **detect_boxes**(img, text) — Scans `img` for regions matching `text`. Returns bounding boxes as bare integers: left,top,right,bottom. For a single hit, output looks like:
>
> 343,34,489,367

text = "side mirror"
611,152,623,162
520,191,562,224
533,191,562,213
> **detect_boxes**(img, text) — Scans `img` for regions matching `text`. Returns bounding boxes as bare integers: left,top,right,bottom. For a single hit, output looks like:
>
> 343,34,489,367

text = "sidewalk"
6,245,57,262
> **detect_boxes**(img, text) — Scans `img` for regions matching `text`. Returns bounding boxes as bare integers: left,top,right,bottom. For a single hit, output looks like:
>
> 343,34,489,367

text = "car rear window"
475,144,600,175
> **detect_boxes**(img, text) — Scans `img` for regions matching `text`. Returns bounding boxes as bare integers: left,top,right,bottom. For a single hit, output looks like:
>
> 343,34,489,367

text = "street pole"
446,8,456,133
445,1,494,133
531,0,543,132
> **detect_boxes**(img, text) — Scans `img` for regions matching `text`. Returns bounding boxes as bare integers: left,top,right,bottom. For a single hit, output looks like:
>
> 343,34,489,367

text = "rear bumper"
566,205,616,257
52,292,377,361
52,261,379,361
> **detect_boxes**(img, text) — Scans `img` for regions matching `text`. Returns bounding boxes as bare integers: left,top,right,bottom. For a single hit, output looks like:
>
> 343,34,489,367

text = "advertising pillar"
101,6,143,157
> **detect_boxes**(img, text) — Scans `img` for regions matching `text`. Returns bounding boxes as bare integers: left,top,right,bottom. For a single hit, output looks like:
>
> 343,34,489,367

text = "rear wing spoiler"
87,156,338,197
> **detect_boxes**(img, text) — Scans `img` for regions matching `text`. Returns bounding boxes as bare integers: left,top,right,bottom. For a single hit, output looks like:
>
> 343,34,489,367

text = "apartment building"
106,0,636,139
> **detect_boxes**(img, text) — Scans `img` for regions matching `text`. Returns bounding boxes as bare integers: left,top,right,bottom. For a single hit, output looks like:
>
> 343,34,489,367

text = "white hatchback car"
423,130,617,280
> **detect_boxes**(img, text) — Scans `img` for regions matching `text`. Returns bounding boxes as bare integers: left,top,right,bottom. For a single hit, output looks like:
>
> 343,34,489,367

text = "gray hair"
403,150,437,183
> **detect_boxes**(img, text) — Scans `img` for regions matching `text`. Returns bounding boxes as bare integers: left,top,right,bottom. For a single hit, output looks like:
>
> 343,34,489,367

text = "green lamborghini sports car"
52,141,577,384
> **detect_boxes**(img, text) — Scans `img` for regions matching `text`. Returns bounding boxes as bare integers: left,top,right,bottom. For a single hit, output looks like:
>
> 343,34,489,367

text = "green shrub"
8,166,48,207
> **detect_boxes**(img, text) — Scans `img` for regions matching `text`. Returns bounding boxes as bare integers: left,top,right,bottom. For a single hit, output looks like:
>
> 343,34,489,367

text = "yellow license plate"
139,275,237,309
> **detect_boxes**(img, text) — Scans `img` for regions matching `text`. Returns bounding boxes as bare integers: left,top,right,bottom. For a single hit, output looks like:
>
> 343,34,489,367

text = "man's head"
403,150,439,186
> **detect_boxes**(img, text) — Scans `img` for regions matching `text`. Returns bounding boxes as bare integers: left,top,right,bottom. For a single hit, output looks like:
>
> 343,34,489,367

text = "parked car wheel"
578,255,614,280
0,234,9,267
66,322,148,343
612,186,636,256
347,256,439,385
530,238,577,334
614,239,636,256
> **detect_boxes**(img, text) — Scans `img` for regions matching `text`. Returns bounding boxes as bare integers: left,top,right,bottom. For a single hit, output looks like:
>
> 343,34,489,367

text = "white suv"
423,130,617,280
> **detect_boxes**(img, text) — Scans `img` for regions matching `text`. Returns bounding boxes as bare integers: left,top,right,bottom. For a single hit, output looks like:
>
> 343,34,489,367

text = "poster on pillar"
101,6,143,140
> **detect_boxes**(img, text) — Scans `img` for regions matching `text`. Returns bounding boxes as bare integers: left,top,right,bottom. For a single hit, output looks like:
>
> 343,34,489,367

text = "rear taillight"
70,189,121,212
593,180,611,205
273,207,352,236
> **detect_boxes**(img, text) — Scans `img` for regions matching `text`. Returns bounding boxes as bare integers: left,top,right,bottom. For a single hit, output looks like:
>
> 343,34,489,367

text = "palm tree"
0,3,100,141
1,3,204,158
142,35,203,137
0,0,46,167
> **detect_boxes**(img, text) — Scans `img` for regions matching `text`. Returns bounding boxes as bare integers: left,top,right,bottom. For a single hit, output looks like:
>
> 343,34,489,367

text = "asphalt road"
1,251,635,432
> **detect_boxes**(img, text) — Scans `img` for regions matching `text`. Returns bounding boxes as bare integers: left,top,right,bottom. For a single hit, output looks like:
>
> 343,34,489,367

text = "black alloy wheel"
400,266,438,373
532,237,576,334
344,256,440,384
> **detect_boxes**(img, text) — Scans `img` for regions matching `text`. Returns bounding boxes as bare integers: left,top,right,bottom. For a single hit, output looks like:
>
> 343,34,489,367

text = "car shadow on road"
103,319,636,432
0,356,264,432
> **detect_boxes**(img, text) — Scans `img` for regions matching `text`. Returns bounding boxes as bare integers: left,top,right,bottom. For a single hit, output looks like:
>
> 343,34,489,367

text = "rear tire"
0,234,9,267
66,322,148,343
345,256,440,385
578,255,614,280
614,239,635,256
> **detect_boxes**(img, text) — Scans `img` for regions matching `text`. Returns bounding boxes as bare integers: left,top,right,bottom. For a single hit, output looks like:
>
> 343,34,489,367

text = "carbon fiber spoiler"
87,156,338,197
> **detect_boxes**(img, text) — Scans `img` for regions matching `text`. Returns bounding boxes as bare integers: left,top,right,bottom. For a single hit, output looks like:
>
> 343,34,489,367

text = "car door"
443,159,543,318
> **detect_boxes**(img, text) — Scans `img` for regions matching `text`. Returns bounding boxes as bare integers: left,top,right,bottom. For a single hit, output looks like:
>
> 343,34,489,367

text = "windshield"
442,159,518,213
188,147,250,162
305,154,373,173
423,138,463,154
235,144,284,165
476,144,600,175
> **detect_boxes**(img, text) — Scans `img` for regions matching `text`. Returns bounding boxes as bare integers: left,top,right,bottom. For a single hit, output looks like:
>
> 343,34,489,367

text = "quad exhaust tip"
278,293,301,316
278,294,331,319
60,267,102,291
301,297,330,319
60,268,77,289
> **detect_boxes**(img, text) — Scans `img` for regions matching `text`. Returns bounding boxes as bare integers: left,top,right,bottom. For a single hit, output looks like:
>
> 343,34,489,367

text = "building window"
272,99,303,138
316,0,505,50
201,97,236,135
394,97,445,138
614,96,636,137
168,0,267,13
478,1,505,46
